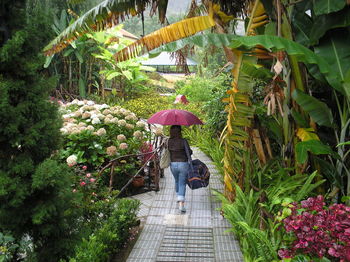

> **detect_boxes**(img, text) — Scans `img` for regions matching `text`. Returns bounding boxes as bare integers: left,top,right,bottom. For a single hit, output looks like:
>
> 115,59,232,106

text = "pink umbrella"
147,109,203,126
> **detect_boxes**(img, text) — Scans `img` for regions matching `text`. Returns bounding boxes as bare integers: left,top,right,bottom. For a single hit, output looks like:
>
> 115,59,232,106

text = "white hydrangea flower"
87,100,95,106
119,108,127,115
78,122,86,127
82,112,91,119
86,125,94,131
136,121,146,128
133,131,143,139
119,143,128,150
71,128,82,135
110,117,118,124
77,101,84,106
71,99,79,104
60,128,69,135
96,128,106,136
80,105,88,112
118,119,126,126
99,104,109,110
66,118,77,123
66,155,78,166
102,109,112,115
106,145,117,156
104,117,112,124
126,124,134,130
91,118,101,125
155,127,163,136
125,115,133,121
96,113,105,120
117,134,126,141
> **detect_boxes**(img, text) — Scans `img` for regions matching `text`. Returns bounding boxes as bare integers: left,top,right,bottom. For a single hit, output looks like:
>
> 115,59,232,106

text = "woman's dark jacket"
168,138,192,162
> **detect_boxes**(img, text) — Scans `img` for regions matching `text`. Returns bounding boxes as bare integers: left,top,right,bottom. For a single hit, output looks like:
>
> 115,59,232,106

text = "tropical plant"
87,27,154,99
216,166,324,261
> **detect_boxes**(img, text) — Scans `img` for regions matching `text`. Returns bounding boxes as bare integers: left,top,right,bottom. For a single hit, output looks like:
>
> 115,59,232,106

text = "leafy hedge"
68,198,140,262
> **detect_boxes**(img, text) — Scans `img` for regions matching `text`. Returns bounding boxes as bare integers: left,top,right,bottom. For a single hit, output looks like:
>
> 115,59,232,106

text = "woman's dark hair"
170,125,182,138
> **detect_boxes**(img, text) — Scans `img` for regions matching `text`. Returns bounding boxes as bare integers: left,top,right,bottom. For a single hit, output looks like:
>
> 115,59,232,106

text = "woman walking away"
168,125,192,213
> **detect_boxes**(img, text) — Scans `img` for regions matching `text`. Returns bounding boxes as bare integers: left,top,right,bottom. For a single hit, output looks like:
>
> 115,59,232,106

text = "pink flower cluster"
279,196,350,261
80,172,96,186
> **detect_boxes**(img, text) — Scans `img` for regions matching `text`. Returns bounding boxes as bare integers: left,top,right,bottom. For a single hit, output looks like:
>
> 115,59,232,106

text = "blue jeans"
170,162,189,202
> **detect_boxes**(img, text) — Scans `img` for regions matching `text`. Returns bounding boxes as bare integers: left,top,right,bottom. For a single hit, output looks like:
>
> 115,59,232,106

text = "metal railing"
97,134,166,197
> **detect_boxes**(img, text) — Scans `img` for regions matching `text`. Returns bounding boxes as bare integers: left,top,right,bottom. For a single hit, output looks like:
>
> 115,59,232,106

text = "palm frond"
114,15,215,61
44,0,152,55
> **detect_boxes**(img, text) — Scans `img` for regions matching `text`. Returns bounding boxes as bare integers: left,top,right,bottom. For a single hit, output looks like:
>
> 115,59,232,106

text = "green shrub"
0,233,18,262
122,93,170,119
174,74,230,103
0,5,82,261
69,198,140,262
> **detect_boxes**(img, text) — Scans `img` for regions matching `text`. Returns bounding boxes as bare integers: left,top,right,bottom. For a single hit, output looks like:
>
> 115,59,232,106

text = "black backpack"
183,139,210,190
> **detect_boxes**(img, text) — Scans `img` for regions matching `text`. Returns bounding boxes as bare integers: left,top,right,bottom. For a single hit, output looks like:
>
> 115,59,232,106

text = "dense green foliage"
0,2,81,260
0,2,141,261
69,198,139,262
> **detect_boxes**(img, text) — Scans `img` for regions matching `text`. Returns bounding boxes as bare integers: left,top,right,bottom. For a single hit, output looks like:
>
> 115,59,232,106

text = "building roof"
141,52,197,66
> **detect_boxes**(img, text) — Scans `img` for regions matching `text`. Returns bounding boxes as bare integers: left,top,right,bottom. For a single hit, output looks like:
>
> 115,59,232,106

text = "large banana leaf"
150,33,239,56
44,0,153,55
345,70,350,98
314,29,350,89
240,62,273,80
292,88,333,127
309,7,350,45
313,0,346,16
114,15,215,61
296,140,336,164
229,35,344,94
150,33,343,94
291,7,313,47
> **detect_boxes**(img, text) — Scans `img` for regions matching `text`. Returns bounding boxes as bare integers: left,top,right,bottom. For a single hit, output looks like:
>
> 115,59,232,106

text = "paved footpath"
127,147,244,262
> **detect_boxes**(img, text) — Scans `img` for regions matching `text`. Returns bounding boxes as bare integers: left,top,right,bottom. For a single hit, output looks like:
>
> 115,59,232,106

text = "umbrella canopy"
147,109,203,126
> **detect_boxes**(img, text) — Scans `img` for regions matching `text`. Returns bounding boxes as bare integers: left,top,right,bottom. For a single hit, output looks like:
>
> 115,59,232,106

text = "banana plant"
88,27,154,99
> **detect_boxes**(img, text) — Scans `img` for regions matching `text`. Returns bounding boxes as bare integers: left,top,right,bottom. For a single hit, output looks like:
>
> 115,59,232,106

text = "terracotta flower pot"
132,175,144,187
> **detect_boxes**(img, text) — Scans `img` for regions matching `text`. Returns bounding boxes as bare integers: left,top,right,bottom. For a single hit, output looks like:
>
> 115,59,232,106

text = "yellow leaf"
296,128,319,141
114,15,215,61
224,173,233,192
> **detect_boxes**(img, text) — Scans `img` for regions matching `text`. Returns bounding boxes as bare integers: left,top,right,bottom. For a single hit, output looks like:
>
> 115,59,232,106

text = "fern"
236,222,279,261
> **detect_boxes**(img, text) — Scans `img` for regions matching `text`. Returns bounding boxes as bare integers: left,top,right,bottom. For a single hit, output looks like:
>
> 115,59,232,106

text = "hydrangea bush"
59,99,150,190
279,196,350,261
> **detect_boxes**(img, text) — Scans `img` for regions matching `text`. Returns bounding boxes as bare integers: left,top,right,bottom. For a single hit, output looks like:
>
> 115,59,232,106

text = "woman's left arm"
184,139,193,155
